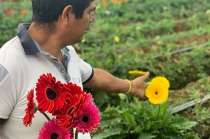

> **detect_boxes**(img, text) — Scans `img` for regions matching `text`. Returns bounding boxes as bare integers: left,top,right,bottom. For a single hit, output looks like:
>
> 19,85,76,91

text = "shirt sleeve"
79,58,94,84
67,46,94,84
0,64,16,119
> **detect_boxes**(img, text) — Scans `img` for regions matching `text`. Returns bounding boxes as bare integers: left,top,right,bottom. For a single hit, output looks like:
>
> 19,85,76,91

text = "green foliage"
78,0,210,90
83,42,210,89
93,99,198,139
0,0,31,46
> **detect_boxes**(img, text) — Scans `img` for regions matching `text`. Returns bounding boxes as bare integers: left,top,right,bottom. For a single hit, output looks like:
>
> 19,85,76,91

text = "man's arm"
0,64,17,122
85,68,150,99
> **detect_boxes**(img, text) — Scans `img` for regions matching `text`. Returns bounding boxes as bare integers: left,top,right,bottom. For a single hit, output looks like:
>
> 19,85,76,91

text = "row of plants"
1,0,210,46
81,11,210,50
99,0,210,23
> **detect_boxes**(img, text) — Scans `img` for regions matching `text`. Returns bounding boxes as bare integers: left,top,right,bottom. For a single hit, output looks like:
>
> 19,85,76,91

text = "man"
0,0,149,138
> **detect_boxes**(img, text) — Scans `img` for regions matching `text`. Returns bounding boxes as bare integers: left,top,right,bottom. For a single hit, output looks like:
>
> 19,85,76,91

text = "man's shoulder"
2,36,21,46
0,36,24,55
0,36,26,73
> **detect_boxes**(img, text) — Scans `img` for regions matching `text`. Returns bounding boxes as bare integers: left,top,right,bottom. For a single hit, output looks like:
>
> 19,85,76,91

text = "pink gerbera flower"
56,114,74,129
74,101,101,133
38,119,72,139
23,89,35,127
36,73,66,113
84,93,94,104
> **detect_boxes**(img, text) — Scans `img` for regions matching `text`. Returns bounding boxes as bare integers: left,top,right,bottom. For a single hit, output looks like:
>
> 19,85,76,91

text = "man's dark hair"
32,0,92,23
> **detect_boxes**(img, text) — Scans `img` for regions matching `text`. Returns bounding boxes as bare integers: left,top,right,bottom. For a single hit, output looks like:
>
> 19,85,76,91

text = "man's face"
66,2,96,44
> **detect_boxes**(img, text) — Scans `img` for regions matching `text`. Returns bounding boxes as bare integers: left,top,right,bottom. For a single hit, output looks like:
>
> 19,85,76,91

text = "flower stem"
75,129,78,139
40,111,51,121
156,105,160,120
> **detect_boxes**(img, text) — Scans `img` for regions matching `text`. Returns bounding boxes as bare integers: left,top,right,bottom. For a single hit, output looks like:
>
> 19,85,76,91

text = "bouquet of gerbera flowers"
23,73,101,139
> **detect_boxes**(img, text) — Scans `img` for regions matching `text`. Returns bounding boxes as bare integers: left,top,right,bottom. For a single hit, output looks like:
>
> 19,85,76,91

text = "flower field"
1,0,210,138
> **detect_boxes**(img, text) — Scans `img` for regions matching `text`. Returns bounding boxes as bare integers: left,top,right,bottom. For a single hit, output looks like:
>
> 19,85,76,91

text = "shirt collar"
17,23,40,55
16,23,70,60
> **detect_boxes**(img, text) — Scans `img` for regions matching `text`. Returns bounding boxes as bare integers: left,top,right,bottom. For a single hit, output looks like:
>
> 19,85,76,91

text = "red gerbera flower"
23,89,35,127
52,82,86,116
63,82,84,100
38,119,72,139
36,73,66,113
72,93,94,118
74,100,101,133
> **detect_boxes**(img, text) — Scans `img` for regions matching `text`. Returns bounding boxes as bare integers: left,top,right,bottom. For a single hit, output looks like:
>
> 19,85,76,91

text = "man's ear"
60,5,74,24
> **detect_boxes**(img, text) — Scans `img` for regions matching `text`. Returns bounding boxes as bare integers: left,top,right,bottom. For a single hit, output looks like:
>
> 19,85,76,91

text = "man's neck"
28,22,64,60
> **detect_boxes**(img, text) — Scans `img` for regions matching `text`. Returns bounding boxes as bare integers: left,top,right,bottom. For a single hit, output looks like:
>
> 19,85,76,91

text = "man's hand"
85,68,150,99
130,72,150,100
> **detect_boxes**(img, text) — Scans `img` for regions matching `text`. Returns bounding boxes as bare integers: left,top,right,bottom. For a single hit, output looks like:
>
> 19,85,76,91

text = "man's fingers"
142,72,150,80
139,95,147,101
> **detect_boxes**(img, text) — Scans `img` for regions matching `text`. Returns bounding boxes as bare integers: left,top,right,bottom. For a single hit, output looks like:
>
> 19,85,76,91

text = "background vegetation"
1,0,210,138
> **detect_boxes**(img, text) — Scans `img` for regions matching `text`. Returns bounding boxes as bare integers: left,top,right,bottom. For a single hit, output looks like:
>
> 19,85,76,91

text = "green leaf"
93,128,122,139
171,117,197,131
122,111,137,127
100,117,121,129
138,133,156,139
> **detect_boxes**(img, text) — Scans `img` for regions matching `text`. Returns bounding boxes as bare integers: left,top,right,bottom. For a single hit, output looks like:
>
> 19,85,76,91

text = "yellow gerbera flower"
146,76,170,105
151,76,170,89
